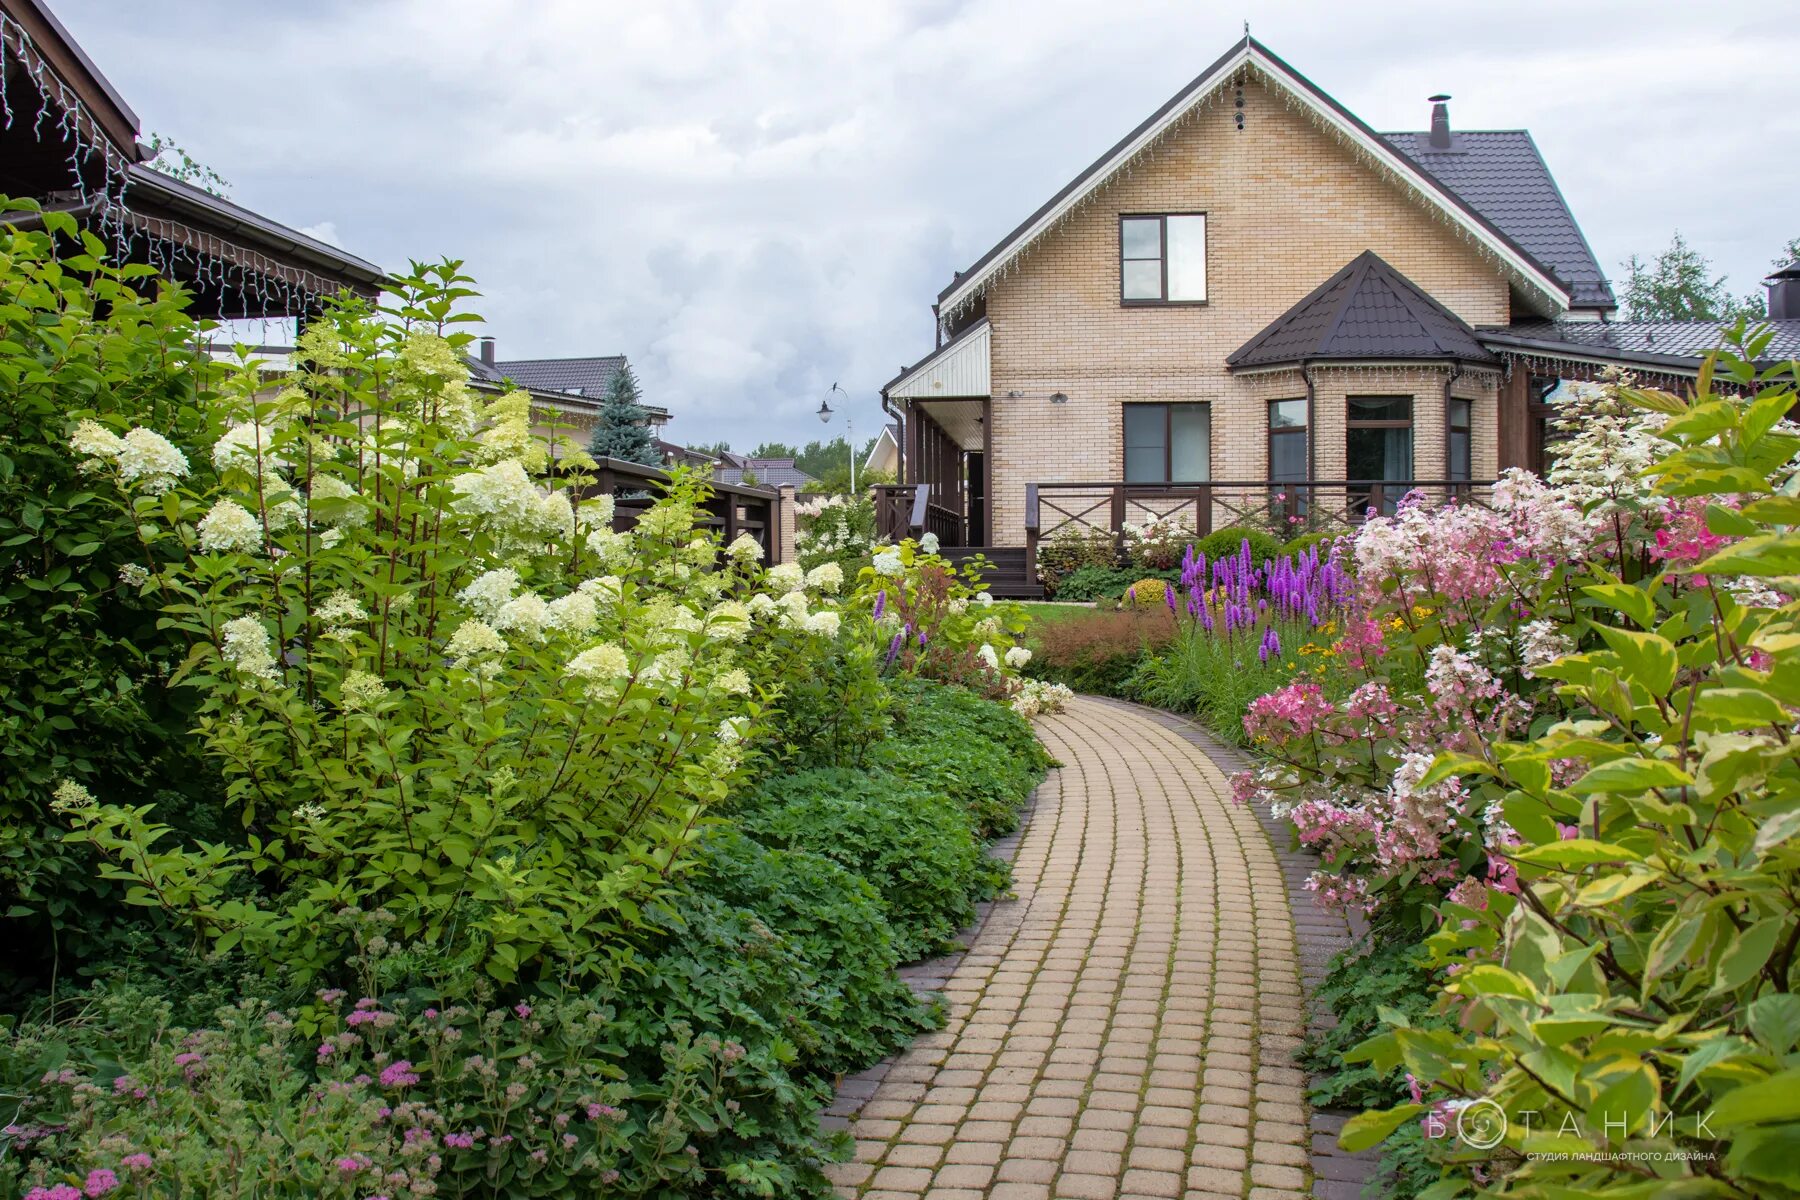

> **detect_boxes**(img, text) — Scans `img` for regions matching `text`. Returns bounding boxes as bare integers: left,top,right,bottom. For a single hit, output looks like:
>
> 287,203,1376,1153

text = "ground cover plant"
0,216,1068,1199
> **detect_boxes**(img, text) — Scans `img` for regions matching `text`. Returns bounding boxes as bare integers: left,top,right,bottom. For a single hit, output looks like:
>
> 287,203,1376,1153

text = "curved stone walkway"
828,696,1314,1200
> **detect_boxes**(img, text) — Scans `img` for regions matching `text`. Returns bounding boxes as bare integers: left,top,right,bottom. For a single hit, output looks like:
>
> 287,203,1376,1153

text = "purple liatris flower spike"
885,629,904,666
1258,625,1281,664
1164,583,1177,613
872,589,886,621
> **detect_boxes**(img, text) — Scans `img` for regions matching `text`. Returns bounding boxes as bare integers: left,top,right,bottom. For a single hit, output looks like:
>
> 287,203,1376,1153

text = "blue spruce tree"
586,365,661,466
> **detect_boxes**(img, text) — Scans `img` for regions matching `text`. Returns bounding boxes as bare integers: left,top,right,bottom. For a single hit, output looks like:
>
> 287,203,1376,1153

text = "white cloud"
56,0,1800,448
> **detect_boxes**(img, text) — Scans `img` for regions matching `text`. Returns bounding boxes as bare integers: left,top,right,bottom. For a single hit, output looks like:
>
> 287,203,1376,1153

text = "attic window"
1120,214,1207,304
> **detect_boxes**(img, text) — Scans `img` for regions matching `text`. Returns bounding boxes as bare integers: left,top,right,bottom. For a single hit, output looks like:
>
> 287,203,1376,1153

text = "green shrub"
1050,565,1164,603
1122,619,1310,742
1278,530,1343,559
870,681,1050,837
692,827,935,1074
0,211,225,1000
1194,525,1282,567
1036,528,1117,595
1024,608,1173,698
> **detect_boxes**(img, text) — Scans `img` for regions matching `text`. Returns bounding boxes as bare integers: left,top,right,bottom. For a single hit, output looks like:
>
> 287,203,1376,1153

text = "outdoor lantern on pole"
818,383,856,494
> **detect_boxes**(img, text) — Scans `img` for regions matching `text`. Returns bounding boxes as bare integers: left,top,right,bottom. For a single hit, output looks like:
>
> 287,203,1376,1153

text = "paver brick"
832,700,1315,1198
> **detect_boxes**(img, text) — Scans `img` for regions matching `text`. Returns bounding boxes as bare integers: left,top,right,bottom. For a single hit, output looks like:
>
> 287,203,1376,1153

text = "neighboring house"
879,34,1800,595
0,0,387,319
654,439,719,471
864,423,901,477
713,452,817,490
466,339,669,442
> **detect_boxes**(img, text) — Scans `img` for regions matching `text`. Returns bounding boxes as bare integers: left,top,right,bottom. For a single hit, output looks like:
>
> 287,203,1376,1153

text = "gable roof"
491,356,626,398
1228,251,1498,370
936,36,1572,319
1382,131,1614,310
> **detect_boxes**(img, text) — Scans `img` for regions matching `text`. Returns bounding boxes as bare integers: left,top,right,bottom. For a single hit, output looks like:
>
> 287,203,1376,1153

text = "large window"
1124,403,1210,483
1268,399,1308,483
1120,214,1207,304
1448,398,1472,483
1347,396,1413,515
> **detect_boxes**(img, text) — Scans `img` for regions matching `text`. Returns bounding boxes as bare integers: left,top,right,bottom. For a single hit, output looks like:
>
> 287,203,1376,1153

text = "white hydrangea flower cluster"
220,616,280,680
451,460,574,546
307,474,368,528
1011,679,1074,719
725,533,763,564
445,619,507,674
212,422,287,475
70,421,190,495
341,670,389,710
198,500,263,554
805,562,843,593
459,568,520,620
872,548,903,576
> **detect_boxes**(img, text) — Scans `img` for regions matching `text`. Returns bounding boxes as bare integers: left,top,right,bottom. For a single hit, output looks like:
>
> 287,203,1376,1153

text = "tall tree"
1620,232,1796,322
586,365,661,467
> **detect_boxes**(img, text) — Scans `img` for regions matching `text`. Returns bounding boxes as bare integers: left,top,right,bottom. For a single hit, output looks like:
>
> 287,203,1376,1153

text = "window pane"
1346,426,1413,480
1270,431,1307,481
1125,446,1166,483
1348,396,1411,423
1449,398,1471,430
1124,405,1167,483
1170,404,1209,480
1270,399,1307,429
1122,259,1162,300
1166,215,1206,301
1449,429,1470,481
1121,218,1162,260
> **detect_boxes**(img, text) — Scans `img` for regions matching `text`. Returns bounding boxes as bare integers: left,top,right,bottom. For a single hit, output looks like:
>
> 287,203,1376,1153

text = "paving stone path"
827,695,1334,1200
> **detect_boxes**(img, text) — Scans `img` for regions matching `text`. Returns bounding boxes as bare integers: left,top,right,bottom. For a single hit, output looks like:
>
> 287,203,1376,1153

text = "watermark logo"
1455,1098,1508,1150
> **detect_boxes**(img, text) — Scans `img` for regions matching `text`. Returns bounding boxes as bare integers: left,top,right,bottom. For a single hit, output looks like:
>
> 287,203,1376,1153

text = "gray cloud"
59,0,1800,448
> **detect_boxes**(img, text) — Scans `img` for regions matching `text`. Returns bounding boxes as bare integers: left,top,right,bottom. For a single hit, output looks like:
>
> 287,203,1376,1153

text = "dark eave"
123,163,388,291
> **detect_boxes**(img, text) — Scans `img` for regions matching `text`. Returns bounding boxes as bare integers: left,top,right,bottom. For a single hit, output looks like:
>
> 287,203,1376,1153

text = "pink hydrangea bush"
1232,472,1605,919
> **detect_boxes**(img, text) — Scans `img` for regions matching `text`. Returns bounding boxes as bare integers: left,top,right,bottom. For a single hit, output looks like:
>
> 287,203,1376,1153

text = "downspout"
1443,362,1464,484
1301,362,1317,486
880,389,904,483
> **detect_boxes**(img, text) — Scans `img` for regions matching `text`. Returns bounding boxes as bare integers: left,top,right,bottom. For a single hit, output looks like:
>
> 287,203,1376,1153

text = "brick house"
877,35,1800,595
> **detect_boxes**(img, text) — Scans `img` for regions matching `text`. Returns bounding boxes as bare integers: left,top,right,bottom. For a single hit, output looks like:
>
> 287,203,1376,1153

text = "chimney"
1428,94,1452,150
1768,260,1800,321
479,335,497,365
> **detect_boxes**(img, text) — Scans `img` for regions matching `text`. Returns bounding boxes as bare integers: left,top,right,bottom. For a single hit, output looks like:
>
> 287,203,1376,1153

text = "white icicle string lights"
0,13,340,317
0,12,131,232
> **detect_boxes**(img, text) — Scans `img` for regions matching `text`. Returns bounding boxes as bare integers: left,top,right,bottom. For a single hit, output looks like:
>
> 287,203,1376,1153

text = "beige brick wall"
980,76,1513,546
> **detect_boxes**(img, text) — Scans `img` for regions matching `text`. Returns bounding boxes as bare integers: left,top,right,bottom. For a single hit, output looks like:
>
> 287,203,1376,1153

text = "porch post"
981,395,993,549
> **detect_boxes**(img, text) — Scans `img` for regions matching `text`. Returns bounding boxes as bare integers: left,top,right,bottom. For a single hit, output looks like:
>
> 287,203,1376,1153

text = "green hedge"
1194,525,1282,567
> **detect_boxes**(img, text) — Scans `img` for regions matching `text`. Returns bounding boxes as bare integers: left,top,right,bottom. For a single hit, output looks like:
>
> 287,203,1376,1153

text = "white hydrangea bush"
58,267,801,982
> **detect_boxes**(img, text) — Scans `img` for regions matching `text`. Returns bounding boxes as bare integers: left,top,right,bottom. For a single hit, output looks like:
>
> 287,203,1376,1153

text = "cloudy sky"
57,0,1800,449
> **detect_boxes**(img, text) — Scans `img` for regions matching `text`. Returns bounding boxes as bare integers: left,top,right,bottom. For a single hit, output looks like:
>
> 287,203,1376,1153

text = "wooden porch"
874,477,1493,597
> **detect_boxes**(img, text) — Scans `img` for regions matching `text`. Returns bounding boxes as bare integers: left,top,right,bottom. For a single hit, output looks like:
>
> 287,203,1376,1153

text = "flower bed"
0,230,1067,1199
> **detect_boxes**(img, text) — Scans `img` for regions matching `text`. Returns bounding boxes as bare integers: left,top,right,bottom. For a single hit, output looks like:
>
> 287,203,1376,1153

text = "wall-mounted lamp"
1049,392,1069,405
1006,390,1023,399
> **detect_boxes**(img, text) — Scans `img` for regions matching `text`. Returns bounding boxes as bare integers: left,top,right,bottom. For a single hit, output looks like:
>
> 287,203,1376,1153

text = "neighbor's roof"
1478,319,1800,373
1229,251,1498,370
936,36,1571,318
1382,131,1614,311
715,460,817,489
492,356,626,398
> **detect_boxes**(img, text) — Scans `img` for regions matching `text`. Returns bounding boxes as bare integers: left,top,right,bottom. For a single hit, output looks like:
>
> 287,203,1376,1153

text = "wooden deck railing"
1024,478,1493,572
577,456,787,563
871,484,967,546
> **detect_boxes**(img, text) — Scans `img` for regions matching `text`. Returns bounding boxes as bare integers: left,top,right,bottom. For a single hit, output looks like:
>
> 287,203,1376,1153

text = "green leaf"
1695,687,1792,730
1337,1103,1427,1152
1567,757,1693,795
1582,583,1658,631
1709,1068,1800,1130
1706,503,1761,538
1593,625,1678,696
1749,994,1800,1055
1573,871,1660,906
1713,918,1783,993
1695,533,1800,578
1512,839,1644,867
1743,495,1800,526
1452,964,1540,1002
1417,752,1495,790
1727,1123,1800,1189
1754,808,1800,857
